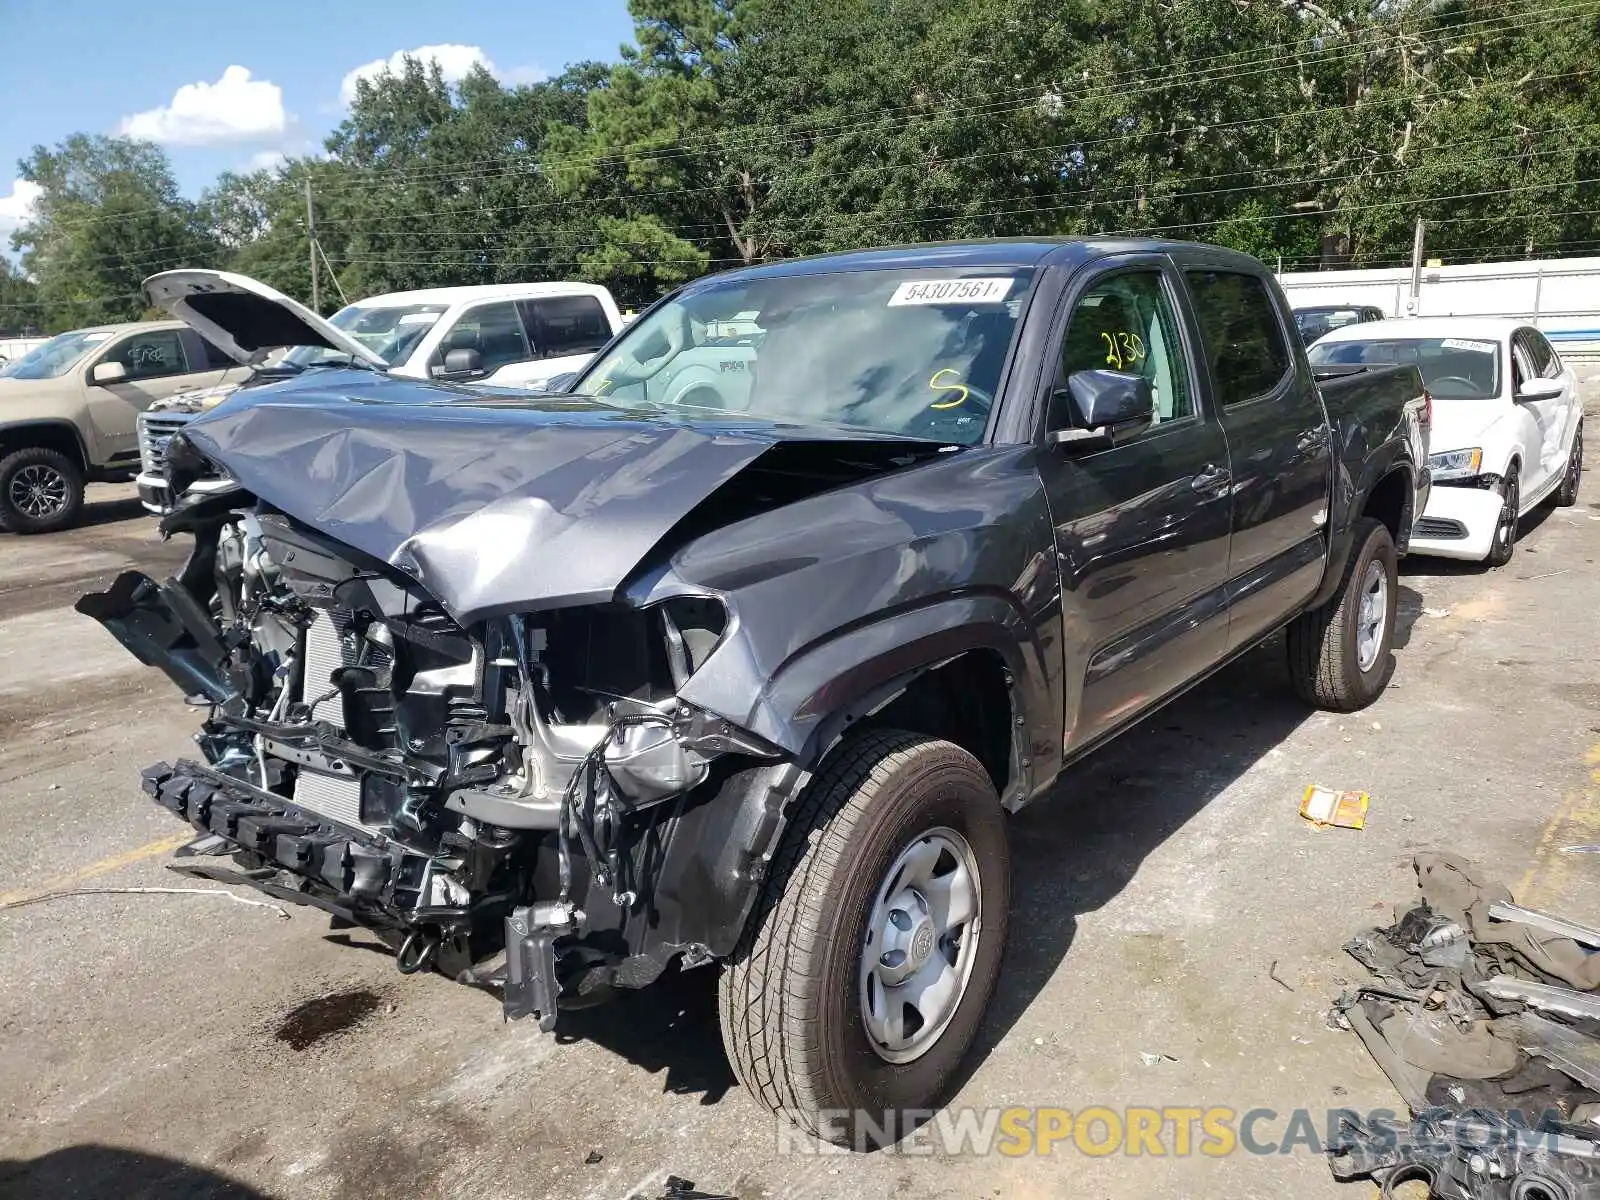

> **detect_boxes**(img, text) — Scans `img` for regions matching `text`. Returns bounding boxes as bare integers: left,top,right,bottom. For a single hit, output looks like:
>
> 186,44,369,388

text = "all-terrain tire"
718,730,1010,1148
1287,517,1397,712
0,447,85,535
1555,421,1583,508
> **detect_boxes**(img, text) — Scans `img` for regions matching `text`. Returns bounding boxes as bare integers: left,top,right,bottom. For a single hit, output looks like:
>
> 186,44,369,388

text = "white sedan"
1309,318,1583,565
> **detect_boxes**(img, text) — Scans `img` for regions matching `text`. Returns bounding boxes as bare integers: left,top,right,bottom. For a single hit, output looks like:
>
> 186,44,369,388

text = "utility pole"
1407,217,1425,317
305,178,320,314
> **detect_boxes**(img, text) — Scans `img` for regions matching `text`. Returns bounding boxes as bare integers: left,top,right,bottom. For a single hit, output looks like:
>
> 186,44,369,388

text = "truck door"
1178,261,1333,653
1035,258,1234,754
82,328,203,465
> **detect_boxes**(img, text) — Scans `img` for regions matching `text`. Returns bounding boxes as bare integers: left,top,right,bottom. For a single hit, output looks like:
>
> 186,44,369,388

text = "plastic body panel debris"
1328,853,1600,1197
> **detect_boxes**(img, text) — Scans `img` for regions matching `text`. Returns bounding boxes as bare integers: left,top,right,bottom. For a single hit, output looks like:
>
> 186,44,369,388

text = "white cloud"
120,66,287,146
0,179,42,238
246,149,287,172
339,44,497,105
503,64,550,87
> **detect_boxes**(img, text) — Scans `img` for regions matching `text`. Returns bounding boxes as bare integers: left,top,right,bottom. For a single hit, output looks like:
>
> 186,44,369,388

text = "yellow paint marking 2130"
0,832,191,910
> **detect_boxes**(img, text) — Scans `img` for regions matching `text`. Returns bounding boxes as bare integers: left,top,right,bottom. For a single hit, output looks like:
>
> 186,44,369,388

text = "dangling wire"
555,711,676,903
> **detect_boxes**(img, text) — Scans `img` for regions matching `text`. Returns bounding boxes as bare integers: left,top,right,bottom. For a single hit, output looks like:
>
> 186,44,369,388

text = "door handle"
1191,463,1231,494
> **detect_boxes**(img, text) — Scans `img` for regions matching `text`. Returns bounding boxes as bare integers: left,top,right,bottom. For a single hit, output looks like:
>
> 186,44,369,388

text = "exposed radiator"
290,610,370,831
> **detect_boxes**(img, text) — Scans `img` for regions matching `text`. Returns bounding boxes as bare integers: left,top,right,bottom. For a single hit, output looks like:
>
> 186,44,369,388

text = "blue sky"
0,0,637,240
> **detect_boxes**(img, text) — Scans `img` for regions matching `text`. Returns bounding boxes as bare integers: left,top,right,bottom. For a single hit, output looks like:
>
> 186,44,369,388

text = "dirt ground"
3,387,1599,1200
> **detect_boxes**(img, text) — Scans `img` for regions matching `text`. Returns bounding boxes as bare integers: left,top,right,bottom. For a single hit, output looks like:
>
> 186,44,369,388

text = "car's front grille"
1415,517,1468,539
137,412,193,476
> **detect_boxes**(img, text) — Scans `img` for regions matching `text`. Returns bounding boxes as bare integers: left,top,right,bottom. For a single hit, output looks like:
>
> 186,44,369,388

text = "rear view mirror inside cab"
1047,369,1155,449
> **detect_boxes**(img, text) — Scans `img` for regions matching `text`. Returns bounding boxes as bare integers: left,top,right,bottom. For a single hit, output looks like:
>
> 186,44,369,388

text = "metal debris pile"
1330,853,1600,1199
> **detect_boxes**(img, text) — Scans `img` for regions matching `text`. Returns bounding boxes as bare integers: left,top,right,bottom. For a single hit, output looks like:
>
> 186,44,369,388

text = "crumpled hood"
1427,399,1510,458
176,374,903,623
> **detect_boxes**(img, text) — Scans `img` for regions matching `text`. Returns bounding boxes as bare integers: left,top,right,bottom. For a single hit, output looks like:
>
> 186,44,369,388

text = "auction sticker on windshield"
1442,338,1497,353
888,277,1014,306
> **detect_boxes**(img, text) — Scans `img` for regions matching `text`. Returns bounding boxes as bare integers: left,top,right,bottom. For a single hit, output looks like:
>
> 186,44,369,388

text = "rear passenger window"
1186,271,1291,404
520,296,612,360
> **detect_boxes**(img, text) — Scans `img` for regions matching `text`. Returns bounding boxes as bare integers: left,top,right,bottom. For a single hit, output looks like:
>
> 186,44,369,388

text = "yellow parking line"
1516,741,1600,908
0,831,192,910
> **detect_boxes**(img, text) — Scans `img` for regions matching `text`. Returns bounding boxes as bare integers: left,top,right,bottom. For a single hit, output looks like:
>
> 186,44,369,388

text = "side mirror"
432,347,485,380
1047,369,1155,448
91,361,128,385
543,372,577,393
1516,376,1563,402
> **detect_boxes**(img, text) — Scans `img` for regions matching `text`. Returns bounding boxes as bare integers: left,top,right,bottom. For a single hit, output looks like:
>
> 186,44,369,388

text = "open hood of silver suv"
144,269,387,368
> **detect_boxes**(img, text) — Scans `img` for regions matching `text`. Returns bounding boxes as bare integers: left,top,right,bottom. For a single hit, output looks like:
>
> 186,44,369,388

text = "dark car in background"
1295,303,1386,347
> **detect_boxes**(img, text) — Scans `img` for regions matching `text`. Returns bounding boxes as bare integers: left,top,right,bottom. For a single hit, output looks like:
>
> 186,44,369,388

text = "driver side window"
103,329,186,381
1057,271,1193,425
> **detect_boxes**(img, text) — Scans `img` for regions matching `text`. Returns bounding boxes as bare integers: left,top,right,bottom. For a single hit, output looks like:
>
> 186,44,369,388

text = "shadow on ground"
0,1145,275,1200
952,635,1317,1088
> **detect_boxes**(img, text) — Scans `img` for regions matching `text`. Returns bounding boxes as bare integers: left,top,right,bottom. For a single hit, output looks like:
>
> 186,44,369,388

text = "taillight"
1421,389,1433,427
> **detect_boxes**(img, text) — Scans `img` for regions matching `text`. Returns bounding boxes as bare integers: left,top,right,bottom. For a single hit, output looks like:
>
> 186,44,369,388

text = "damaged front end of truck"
77,383,967,1028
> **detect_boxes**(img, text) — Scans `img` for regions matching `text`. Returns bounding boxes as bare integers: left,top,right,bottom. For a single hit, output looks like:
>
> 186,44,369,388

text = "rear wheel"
1555,422,1583,508
1486,469,1519,568
0,447,85,535
719,730,1009,1148
1287,517,1397,712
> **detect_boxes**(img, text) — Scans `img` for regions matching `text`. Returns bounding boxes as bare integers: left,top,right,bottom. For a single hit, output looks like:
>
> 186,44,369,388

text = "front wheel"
0,447,85,534
1485,469,1520,568
1555,422,1583,508
719,730,1009,1148
1287,517,1398,712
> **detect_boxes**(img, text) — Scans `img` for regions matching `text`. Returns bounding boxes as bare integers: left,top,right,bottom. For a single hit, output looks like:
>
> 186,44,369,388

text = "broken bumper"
135,471,172,515
139,758,564,1029
1409,482,1504,561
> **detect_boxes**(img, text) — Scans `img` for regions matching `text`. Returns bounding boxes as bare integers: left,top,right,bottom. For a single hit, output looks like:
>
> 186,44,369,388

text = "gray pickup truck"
81,239,1428,1147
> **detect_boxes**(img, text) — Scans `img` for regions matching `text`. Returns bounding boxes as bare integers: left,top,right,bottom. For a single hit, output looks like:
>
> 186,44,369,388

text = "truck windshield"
1308,336,1502,400
1,329,114,380
571,268,1036,444
282,302,449,369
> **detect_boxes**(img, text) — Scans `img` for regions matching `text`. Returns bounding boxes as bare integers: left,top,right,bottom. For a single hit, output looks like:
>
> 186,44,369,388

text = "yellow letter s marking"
929,367,970,410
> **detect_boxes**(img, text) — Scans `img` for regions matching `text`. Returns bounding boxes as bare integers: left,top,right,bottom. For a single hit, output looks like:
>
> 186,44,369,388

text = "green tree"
12,134,218,330
0,259,41,335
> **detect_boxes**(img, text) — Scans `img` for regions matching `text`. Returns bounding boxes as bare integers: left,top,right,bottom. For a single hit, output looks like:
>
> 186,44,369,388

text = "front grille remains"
1415,517,1468,539
137,412,193,476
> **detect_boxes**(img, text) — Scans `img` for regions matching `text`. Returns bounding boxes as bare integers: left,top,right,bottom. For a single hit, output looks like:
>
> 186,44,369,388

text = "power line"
303,0,1593,196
